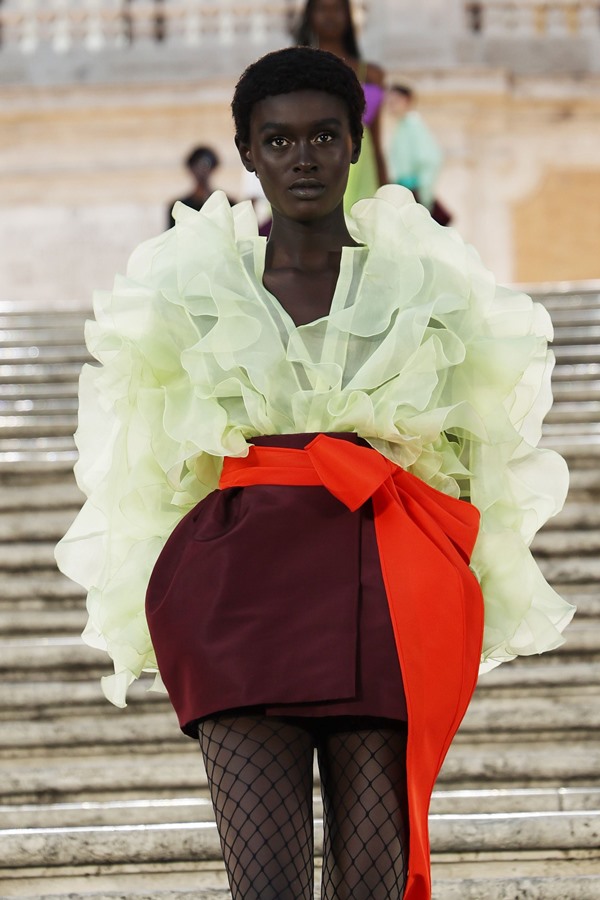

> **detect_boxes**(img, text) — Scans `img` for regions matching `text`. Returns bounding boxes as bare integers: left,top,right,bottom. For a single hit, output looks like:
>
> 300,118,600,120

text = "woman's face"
238,90,359,223
309,0,349,43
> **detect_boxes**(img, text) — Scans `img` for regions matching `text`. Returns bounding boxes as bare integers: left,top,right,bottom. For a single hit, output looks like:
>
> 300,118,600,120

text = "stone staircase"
1,291,599,899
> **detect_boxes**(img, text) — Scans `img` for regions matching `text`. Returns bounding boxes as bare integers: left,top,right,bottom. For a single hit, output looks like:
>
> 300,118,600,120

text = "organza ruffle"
55,186,573,707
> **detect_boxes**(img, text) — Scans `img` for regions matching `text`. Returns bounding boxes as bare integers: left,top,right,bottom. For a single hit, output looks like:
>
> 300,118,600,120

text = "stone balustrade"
0,0,300,55
0,1,598,58
465,0,600,37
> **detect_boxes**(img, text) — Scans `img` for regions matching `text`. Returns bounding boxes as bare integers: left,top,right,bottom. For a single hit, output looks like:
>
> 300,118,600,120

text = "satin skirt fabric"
146,433,407,737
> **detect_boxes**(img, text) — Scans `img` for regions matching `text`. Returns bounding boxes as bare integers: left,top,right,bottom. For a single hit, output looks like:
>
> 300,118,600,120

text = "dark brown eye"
269,136,289,148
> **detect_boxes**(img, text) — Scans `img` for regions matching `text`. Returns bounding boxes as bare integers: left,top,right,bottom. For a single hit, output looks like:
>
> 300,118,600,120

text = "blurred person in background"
167,145,227,229
295,0,388,211
386,84,452,226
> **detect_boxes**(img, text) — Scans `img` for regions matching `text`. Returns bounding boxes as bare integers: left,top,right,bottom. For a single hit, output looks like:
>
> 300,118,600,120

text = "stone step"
0,417,76,439
0,397,78,415
560,467,600,495
552,362,600,381
540,434,600,456
0,810,597,874
0,362,84,384
0,691,596,760
537,291,600,311
0,571,84,604
432,876,600,900
551,380,600,401
552,326,600,344
542,503,600,528
0,481,82,512
0,541,73,570
1,876,599,900
0,508,78,541
0,310,88,329
544,421,600,436
0,329,85,348
0,751,201,804
0,382,78,401
549,307,600,325
478,658,600,689
0,442,76,467
551,346,600,364
0,609,87,637
0,346,89,365
540,554,600,586
2,743,598,809
0,678,166,713
547,401,600,423
0,457,77,478
542,584,599,616
532,529,600,555
2,785,599,832
0,437,75,455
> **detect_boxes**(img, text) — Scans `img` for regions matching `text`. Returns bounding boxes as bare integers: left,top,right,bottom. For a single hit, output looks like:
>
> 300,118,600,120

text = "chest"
262,268,340,327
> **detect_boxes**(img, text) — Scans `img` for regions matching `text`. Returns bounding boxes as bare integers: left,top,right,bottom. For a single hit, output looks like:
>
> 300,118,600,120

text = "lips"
289,179,325,199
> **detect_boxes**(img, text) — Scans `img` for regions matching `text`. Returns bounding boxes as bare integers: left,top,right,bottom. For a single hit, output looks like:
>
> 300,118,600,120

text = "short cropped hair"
231,47,365,146
185,146,219,171
390,84,414,101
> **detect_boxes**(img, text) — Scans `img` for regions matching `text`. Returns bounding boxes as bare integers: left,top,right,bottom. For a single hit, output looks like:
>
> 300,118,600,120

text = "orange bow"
220,434,483,899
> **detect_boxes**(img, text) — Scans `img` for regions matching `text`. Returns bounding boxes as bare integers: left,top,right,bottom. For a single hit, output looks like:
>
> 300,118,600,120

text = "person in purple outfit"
295,0,388,210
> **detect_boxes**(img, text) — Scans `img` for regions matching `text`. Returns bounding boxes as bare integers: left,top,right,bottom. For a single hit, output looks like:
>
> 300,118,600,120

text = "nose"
293,140,317,172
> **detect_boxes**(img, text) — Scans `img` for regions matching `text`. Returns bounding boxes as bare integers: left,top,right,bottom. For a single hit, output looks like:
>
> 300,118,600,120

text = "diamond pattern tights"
198,712,409,900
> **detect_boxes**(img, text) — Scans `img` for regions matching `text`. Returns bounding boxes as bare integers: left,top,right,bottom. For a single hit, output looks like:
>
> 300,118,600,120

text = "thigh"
198,711,315,900
317,718,409,900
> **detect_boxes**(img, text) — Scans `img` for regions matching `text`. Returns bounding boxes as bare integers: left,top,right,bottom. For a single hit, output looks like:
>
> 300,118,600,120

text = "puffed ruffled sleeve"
54,194,259,706
349,186,574,671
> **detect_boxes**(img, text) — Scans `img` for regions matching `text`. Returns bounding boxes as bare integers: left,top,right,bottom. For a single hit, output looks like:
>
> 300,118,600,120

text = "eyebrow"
258,117,343,133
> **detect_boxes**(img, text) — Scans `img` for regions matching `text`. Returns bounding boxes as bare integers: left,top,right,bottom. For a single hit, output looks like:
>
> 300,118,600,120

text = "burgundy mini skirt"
146,433,406,737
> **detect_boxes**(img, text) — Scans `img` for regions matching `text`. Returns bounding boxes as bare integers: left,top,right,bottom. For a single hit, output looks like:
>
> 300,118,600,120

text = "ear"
351,137,361,165
235,135,255,173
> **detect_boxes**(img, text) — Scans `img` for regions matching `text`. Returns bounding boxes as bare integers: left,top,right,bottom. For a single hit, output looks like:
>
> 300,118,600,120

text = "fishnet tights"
198,712,408,900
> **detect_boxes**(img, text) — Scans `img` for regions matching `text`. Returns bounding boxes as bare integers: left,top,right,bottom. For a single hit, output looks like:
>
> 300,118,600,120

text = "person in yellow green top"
295,0,388,211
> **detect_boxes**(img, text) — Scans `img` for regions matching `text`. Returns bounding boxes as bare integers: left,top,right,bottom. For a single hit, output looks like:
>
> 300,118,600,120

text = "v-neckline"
250,237,365,331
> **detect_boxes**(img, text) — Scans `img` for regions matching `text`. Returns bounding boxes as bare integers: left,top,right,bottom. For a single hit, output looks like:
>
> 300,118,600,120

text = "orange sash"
220,433,483,900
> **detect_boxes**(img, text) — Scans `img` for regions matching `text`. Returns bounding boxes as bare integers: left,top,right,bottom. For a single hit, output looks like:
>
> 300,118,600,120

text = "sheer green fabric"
55,186,573,707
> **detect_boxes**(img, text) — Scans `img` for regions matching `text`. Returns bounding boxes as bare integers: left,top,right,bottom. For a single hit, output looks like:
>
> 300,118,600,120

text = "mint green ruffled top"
55,186,574,707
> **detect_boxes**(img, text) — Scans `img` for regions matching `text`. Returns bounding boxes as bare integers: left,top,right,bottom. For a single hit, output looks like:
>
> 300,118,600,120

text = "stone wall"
1,71,599,308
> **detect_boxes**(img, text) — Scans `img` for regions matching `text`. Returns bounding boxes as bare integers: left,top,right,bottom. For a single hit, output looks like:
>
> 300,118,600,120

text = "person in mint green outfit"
295,0,388,212
387,84,447,220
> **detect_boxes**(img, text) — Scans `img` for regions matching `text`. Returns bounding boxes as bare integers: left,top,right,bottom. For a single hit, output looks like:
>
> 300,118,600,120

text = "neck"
266,206,358,270
315,38,349,60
